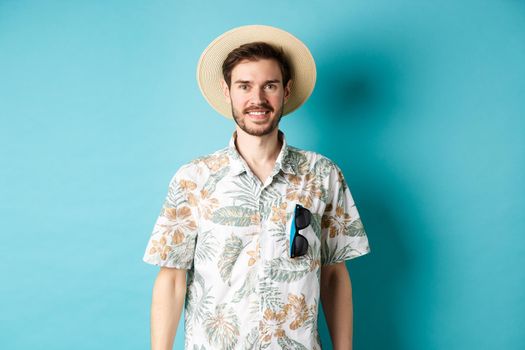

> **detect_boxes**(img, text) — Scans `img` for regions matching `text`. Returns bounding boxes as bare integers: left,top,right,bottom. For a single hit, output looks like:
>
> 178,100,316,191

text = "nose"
250,86,268,105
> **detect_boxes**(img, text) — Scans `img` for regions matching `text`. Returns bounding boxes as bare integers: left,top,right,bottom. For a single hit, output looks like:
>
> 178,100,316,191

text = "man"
143,25,371,350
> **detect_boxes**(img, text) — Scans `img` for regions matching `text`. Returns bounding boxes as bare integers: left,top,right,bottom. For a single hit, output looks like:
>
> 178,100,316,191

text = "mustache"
244,104,273,113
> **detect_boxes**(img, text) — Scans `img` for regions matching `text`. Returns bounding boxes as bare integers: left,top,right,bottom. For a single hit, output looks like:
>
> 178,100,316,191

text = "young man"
143,25,371,350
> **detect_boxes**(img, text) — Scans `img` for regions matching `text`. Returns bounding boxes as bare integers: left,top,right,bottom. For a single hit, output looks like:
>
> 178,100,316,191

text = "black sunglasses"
290,204,311,258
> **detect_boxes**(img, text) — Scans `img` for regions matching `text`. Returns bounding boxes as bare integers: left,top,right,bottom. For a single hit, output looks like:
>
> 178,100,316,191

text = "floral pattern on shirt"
143,129,371,349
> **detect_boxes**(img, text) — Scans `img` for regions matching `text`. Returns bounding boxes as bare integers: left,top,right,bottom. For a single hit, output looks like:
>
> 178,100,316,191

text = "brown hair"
222,41,292,89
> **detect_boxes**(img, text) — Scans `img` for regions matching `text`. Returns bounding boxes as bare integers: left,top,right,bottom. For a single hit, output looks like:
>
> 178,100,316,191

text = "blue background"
1,1,524,349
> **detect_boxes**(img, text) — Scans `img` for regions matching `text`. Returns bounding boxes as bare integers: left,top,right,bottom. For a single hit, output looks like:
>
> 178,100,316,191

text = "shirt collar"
227,129,296,177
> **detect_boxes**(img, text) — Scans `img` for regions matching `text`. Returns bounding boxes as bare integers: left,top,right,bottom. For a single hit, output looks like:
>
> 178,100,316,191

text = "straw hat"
196,24,317,119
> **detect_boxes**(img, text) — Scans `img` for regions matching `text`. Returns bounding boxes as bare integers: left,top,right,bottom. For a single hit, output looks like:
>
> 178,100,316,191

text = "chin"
239,123,274,137
232,109,282,136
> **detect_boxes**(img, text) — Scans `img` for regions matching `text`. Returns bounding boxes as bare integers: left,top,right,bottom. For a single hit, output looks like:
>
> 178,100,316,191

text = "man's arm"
150,266,187,350
320,261,353,350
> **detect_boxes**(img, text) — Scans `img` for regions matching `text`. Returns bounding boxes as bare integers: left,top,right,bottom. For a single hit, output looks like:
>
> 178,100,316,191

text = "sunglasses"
289,204,312,258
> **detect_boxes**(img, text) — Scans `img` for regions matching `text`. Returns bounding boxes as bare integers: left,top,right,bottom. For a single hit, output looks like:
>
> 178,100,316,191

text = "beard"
231,99,284,137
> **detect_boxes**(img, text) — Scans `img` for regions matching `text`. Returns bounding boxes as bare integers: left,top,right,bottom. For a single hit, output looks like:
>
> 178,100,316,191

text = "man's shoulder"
287,145,339,173
189,146,230,166
173,146,230,178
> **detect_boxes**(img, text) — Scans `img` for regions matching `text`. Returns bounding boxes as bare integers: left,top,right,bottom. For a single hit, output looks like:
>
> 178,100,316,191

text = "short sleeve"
320,163,371,266
142,165,199,270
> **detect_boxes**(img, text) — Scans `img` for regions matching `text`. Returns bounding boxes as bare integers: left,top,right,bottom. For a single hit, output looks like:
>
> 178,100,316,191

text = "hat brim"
196,24,317,119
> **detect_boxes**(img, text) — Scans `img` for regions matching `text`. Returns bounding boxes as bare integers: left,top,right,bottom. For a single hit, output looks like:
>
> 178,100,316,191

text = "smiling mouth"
245,110,270,118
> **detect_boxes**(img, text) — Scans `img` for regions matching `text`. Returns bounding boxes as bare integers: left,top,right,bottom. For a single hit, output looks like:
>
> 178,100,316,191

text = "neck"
234,127,282,166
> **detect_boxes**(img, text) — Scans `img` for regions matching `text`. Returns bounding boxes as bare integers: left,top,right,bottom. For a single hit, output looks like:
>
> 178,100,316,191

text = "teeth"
248,111,267,115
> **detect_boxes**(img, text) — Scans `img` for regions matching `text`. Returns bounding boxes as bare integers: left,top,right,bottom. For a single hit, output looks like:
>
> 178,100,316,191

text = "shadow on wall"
311,40,436,350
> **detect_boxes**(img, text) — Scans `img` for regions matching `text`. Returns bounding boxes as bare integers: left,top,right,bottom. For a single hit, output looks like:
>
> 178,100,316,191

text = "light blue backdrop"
1,1,523,349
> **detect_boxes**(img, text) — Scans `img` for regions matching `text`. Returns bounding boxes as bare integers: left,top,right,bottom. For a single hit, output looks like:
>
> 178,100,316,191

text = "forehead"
230,58,283,82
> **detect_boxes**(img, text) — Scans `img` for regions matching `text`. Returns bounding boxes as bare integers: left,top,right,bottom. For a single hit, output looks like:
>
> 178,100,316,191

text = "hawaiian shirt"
142,129,371,350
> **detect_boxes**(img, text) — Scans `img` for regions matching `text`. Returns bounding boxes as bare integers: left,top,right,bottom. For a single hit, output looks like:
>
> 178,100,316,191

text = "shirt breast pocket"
271,205,322,277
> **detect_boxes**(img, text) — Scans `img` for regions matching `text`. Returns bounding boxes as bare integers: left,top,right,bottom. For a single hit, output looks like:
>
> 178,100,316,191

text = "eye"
238,84,249,90
265,84,276,90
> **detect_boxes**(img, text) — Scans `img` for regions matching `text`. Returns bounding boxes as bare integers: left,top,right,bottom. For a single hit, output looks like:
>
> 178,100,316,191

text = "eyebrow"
233,79,281,85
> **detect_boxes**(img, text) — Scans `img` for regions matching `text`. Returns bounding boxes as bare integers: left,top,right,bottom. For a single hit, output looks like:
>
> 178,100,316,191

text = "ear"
220,79,231,103
283,79,292,104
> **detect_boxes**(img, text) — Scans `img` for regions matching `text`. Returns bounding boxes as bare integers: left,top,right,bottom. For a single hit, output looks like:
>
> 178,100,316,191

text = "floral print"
271,202,288,225
148,235,171,260
285,173,323,208
162,206,197,244
143,129,370,349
